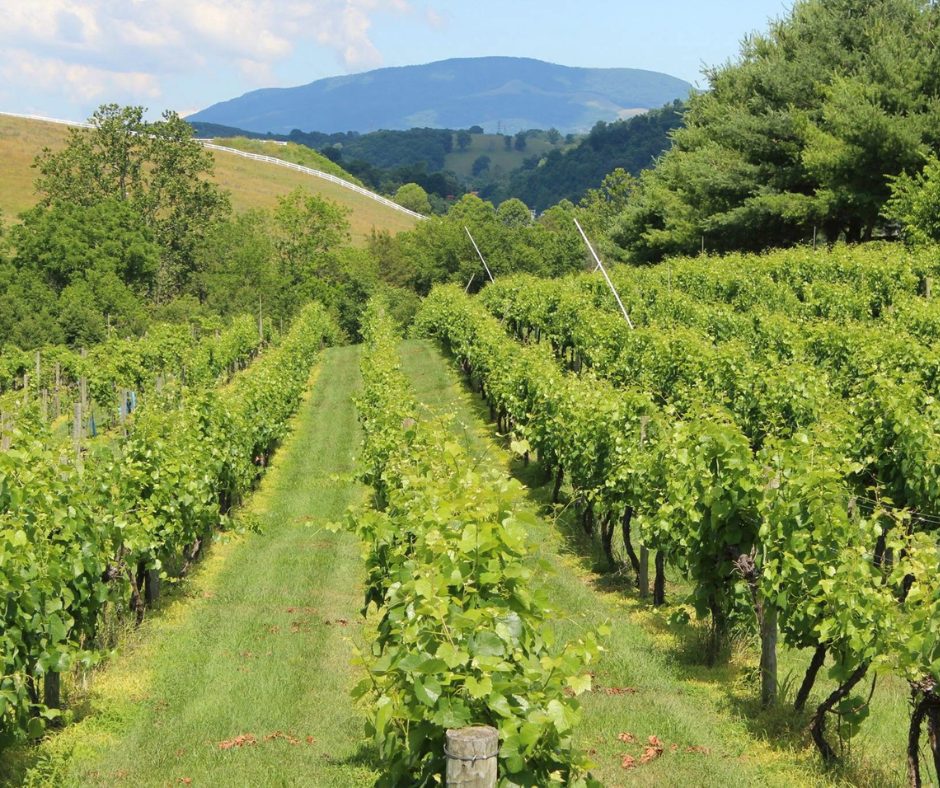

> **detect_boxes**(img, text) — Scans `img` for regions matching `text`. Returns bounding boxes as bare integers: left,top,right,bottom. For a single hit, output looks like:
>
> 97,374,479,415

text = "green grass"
444,134,574,179
0,115,417,243
211,138,366,188
2,346,377,787
397,338,911,788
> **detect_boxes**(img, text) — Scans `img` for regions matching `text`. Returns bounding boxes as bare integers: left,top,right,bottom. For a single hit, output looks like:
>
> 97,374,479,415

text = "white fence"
0,111,426,221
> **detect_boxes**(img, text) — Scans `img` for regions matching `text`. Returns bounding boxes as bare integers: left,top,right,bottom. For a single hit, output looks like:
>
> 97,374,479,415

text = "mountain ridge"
188,56,691,136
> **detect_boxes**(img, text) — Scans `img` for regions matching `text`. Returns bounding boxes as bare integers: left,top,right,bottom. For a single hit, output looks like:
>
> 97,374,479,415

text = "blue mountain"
188,56,692,135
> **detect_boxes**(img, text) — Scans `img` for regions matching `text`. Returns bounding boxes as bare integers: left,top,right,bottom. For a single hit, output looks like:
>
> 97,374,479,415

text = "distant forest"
190,106,684,213
502,103,685,211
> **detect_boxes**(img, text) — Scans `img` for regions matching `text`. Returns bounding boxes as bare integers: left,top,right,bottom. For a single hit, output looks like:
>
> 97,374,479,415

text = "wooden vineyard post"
42,389,48,422
80,348,88,415
927,277,933,301
639,548,650,597
35,351,40,389
44,671,60,713
22,374,29,401
638,415,650,597
54,362,61,419
0,413,9,452
73,402,82,452
445,726,498,788
761,604,779,706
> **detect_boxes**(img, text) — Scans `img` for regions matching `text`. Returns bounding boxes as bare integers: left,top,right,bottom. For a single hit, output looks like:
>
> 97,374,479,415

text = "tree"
497,198,532,229
579,169,637,233
471,156,492,177
884,153,940,245
8,200,157,343
456,130,473,152
13,200,159,295
394,183,433,216
272,188,351,320
547,128,562,145
504,135,513,152
33,104,230,300
514,132,528,152
469,126,484,135
615,0,940,261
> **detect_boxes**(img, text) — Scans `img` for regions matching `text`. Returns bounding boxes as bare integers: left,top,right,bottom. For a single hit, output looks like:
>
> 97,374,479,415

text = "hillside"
188,56,692,136
506,102,686,211
0,115,417,243
443,133,575,179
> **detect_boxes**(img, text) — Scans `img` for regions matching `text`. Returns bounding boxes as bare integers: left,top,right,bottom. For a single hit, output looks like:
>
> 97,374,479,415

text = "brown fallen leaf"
617,732,639,745
604,686,638,695
179,780,192,786
640,745,663,765
175,749,186,757
218,733,258,750
685,746,711,755
620,754,637,769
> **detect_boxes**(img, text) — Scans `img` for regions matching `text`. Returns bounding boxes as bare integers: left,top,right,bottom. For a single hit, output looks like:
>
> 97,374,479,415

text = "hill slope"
506,102,686,210
0,115,417,243
188,57,692,136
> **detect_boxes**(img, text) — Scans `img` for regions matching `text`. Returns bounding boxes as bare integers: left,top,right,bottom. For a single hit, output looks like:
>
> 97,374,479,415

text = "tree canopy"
612,0,940,262
34,104,230,299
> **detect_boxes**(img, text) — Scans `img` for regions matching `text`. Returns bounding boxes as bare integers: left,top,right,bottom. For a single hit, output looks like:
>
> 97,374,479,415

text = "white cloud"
426,7,446,30
0,48,162,104
0,0,431,113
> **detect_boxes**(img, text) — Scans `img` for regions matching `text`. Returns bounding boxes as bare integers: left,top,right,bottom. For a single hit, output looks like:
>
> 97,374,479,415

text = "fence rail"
0,111,426,221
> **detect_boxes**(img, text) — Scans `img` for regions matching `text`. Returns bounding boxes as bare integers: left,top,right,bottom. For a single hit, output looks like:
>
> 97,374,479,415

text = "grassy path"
398,339,891,788
16,346,375,788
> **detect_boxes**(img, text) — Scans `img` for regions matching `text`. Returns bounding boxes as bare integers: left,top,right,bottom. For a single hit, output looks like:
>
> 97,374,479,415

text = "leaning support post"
445,726,498,788
573,218,635,330
465,227,495,283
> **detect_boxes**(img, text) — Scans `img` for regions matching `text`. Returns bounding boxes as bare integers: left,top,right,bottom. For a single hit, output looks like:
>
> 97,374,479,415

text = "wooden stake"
445,727,498,788
639,548,650,597
73,402,82,450
927,277,933,300
44,672,60,711
761,605,778,707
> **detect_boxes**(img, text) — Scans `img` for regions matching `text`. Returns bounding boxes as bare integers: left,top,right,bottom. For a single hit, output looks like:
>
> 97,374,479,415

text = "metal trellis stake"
465,227,495,284
573,218,635,330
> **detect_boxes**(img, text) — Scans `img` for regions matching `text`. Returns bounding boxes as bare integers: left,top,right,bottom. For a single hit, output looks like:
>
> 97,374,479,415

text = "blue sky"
0,0,792,122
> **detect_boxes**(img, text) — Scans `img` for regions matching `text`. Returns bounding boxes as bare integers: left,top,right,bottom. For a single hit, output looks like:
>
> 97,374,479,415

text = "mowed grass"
0,115,417,243
4,346,377,788
397,338,910,788
444,133,574,179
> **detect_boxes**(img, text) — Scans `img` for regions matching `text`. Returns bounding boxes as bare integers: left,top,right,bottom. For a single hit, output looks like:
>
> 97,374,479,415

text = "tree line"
608,0,940,262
